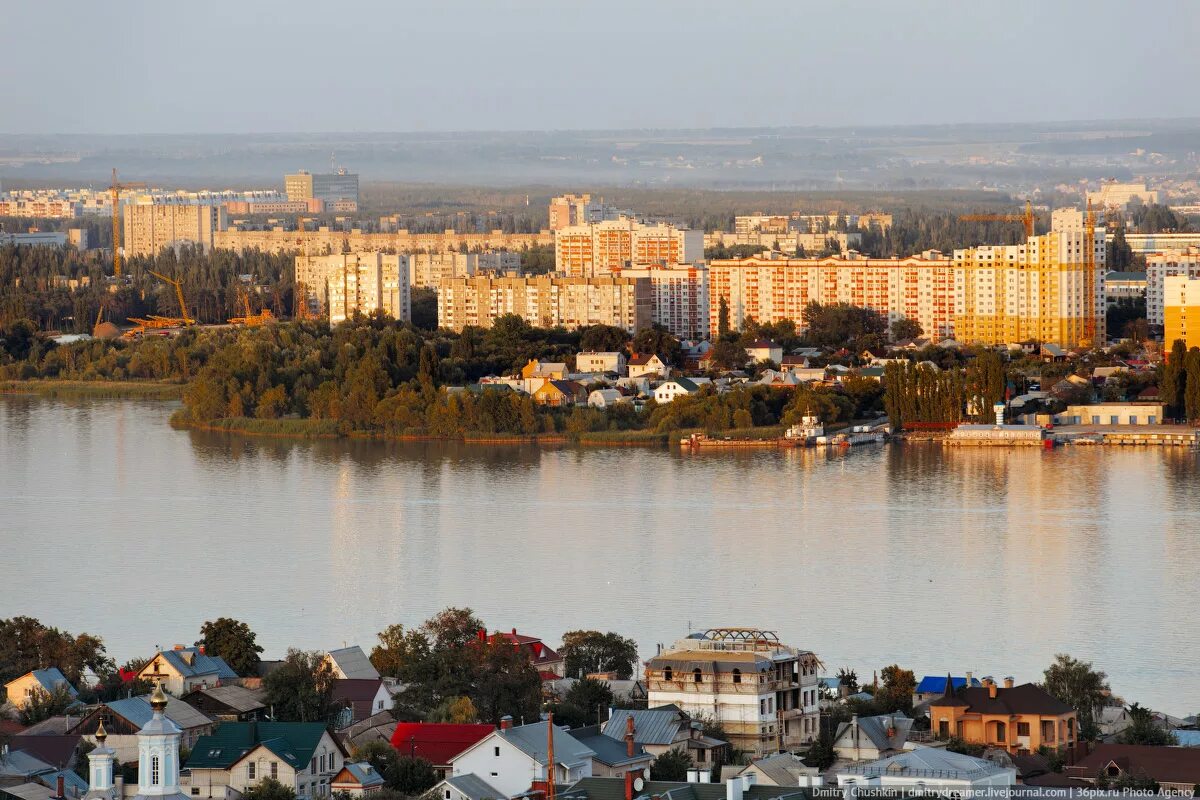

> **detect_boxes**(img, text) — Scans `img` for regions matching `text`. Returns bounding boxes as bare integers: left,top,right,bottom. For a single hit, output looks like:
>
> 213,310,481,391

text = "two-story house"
575,352,627,375
449,719,593,799
3,668,78,711
601,707,726,768
627,354,669,380
645,628,821,758
927,675,1077,755
136,647,239,696
183,722,346,800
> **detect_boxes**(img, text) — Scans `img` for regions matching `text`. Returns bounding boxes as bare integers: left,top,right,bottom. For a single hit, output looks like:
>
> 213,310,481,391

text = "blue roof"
916,676,981,694
1174,730,1200,747
28,668,77,698
40,770,88,795
156,648,238,681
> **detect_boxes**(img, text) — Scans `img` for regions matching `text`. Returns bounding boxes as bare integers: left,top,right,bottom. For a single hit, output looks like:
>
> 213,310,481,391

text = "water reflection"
1,396,1198,713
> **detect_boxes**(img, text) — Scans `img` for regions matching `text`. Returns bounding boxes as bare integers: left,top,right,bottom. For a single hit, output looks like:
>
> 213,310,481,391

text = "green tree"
559,631,639,680
1119,703,1177,746
708,340,747,372
240,778,296,800
370,624,430,680
387,756,438,795
944,736,985,757
632,325,682,365
580,325,630,353
874,665,917,714
262,649,335,722
1161,340,1187,417
1185,348,1200,422
890,318,923,341
965,350,1006,421
717,296,731,339
427,696,478,724
803,728,837,770
471,636,542,726
1042,654,1109,740
0,616,114,686
649,748,693,781
557,677,615,727
196,617,264,677
837,668,859,694
18,684,78,725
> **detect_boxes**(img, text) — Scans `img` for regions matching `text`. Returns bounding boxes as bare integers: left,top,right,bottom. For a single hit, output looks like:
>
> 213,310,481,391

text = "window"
732,669,741,684
693,668,702,683
311,758,317,775
1017,722,1030,737
192,790,200,796
994,722,1007,742
494,747,500,758
663,667,672,681
248,762,256,781
271,762,278,780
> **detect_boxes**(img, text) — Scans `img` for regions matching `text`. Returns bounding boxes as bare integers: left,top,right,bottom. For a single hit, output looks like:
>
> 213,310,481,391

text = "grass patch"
577,429,676,445
0,379,184,400
170,411,341,438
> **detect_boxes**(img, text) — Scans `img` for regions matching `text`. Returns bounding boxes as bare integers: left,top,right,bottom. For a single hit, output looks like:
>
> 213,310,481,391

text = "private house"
1056,402,1166,426
927,676,1076,755
569,721,653,778
183,722,346,800
181,685,267,722
342,712,398,752
627,354,669,380
389,723,495,780
432,773,506,800
588,389,627,409
1066,744,1200,792
576,352,626,375
836,747,1015,791
449,719,594,799
3,669,78,711
756,369,802,388
481,629,565,679
831,713,913,762
745,340,783,365
73,695,215,758
601,707,726,768
653,378,699,404
6,735,81,772
137,647,239,696
548,677,646,706
521,360,567,381
324,646,381,681
331,679,393,728
560,776,814,800
329,762,385,797
533,380,587,407
645,628,821,758
912,675,981,707
734,752,816,786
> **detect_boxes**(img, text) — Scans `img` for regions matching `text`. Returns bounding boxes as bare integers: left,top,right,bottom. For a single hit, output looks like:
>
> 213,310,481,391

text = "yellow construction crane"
228,286,275,327
960,199,1036,238
127,270,194,334
110,168,147,278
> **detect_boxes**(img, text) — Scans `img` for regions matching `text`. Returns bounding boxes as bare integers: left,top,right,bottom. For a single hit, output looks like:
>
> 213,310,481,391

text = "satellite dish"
643,767,651,780
633,778,645,792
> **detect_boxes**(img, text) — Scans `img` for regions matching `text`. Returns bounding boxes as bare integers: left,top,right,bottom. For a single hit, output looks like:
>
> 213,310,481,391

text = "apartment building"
437,275,651,333
1108,232,1200,258
285,170,360,204
614,264,709,339
1146,249,1200,325
645,628,821,759
548,194,618,230
123,202,226,257
225,198,325,215
708,251,956,341
0,199,79,218
215,227,552,256
295,253,410,322
1087,180,1158,209
1105,271,1147,305
1164,274,1200,350
706,230,862,256
952,209,1106,348
554,218,703,277
408,252,521,289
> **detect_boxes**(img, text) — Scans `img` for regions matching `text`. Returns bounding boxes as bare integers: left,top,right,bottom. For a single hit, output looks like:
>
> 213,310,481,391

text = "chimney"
965,671,973,686
625,715,636,757
1003,676,1014,689
625,771,634,800
726,775,744,800
500,715,513,730
698,770,711,784
985,678,997,699
512,628,518,637
687,769,699,784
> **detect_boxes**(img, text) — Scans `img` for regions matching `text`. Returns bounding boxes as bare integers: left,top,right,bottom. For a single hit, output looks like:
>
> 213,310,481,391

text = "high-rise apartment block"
1145,249,1200,326
285,170,360,206
123,202,226,258
295,252,410,323
437,275,651,333
554,218,703,277
1164,274,1200,350
547,193,619,231
614,264,709,340
407,252,521,289
709,209,1105,349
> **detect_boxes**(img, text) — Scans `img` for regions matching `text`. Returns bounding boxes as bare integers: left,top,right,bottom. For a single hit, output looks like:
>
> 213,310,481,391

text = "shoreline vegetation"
0,378,185,400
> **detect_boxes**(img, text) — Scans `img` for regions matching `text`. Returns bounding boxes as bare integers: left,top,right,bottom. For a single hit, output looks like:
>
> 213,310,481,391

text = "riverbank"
0,379,185,400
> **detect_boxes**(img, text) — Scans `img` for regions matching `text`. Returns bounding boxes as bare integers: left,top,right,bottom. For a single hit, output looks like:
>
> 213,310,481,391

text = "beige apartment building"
124,202,226,258
548,193,616,230
645,628,821,759
295,252,410,322
554,218,703,277
613,264,709,340
437,275,651,333
408,251,521,289
214,226,552,256
1146,248,1200,325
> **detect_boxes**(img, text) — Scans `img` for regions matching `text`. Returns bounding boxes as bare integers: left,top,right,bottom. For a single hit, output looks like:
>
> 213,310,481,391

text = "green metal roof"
185,722,336,770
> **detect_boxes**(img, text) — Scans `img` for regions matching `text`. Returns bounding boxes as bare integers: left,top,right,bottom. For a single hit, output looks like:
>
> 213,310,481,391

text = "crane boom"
147,269,194,324
959,200,1035,238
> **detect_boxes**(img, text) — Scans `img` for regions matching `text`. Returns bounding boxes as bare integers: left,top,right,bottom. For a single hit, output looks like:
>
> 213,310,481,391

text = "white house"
588,389,627,409
653,378,700,404
324,646,381,680
183,722,346,800
576,352,626,375
831,713,913,762
449,720,594,799
744,339,783,364
136,647,238,696
627,354,669,379
836,747,1015,792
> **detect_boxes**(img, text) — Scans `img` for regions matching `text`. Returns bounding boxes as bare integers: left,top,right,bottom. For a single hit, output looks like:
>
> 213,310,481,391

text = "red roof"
483,629,562,667
389,723,494,766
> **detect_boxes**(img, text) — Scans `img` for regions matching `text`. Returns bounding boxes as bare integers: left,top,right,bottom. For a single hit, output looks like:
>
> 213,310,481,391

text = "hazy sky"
4,0,1199,134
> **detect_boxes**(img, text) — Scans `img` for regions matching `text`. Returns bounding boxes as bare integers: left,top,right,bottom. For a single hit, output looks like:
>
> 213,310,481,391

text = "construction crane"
126,270,194,335
228,286,275,327
959,199,1036,238
110,168,147,278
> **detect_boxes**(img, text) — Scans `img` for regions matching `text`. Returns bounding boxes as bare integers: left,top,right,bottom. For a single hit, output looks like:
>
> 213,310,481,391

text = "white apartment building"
322,253,411,324
645,628,821,759
615,264,709,340
1146,248,1200,325
123,202,226,258
554,217,703,277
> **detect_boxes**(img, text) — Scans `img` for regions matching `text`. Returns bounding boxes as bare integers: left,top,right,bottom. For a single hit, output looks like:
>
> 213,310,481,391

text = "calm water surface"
1,396,1198,712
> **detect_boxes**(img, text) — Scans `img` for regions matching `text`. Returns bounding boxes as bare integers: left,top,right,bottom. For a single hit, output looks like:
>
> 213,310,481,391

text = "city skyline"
3,1,1199,135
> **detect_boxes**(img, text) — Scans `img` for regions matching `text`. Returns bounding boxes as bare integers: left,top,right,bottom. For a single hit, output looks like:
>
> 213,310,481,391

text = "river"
1,396,1198,713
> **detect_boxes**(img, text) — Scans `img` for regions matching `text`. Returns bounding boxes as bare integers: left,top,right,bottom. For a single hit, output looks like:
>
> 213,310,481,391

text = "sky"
3,0,1200,135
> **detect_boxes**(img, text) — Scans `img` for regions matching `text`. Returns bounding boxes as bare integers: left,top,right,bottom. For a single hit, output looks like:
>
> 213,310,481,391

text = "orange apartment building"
707,251,955,340
437,274,652,333
554,218,703,277
928,676,1077,755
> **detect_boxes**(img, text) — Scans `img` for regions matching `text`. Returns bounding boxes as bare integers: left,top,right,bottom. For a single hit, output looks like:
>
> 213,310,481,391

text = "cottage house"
323,646,381,681
1065,744,1200,792
521,360,567,381
568,721,652,778
734,752,816,786
653,378,699,404
831,713,913,762
329,762,385,797
331,679,393,728
184,722,346,799
389,723,495,780
912,674,982,707
836,747,1015,792
927,676,1076,755
3,669,78,711
181,684,267,722
432,773,506,800
588,389,627,409
533,380,586,407
627,354,669,380
73,694,215,759
576,352,626,375
449,719,594,799
136,647,239,696
745,340,783,365
601,707,727,768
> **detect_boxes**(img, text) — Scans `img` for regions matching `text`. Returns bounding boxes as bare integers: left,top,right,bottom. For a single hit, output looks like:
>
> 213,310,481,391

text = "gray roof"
188,684,266,713
838,747,1011,780
0,783,55,800
561,777,811,800
0,751,54,779
17,717,75,736
569,725,649,767
151,648,238,681
443,774,506,800
107,695,212,731
499,721,595,768
338,762,385,788
833,713,913,752
740,753,814,786
602,707,684,746
326,646,381,680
